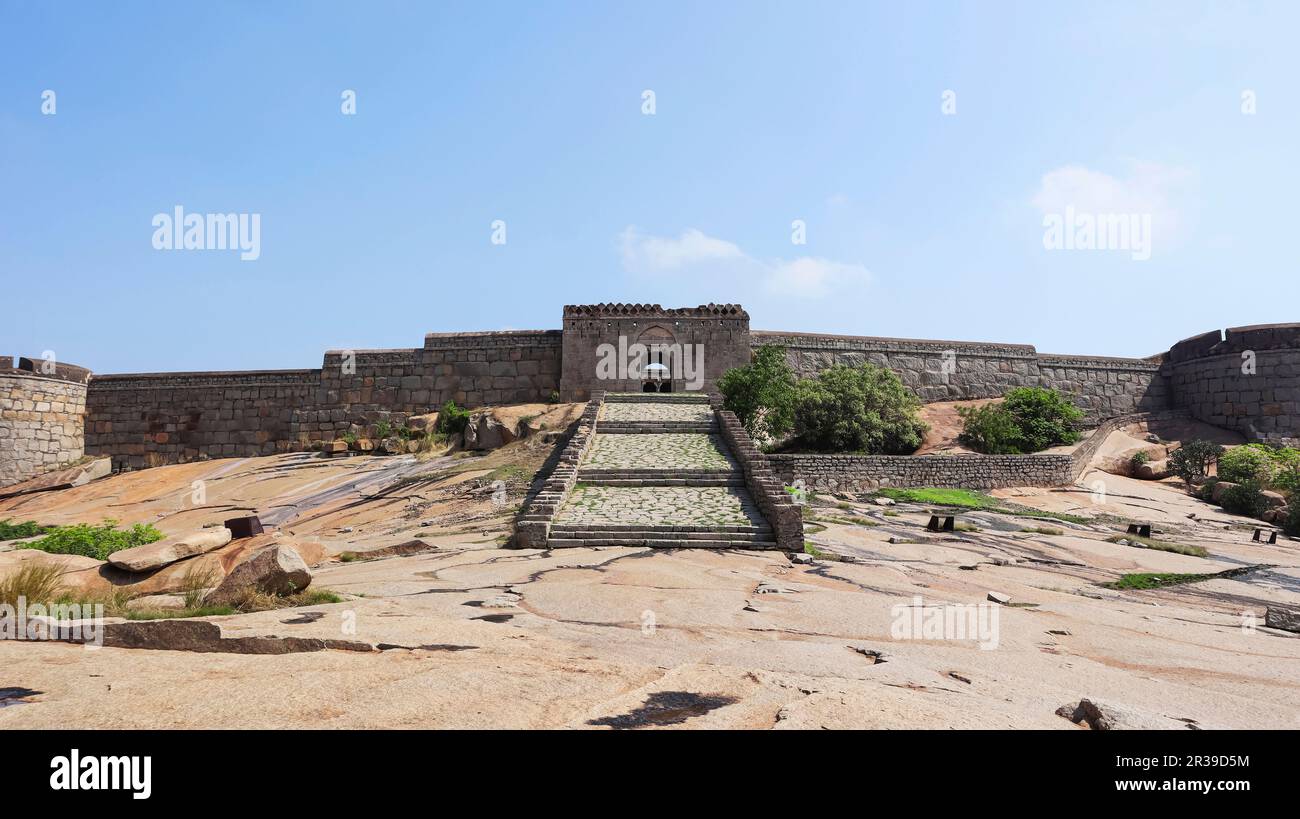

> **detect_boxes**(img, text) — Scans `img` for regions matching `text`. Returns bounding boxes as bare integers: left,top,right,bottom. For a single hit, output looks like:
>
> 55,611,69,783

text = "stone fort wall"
4,308,1289,476
753,331,1168,423
1164,324,1300,446
0,357,90,488
560,304,750,399
84,331,562,471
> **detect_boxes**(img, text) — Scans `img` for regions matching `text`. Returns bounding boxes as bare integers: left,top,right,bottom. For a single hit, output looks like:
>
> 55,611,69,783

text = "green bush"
1219,480,1268,518
0,519,52,541
956,403,1023,454
1272,448,1300,497
1168,439,1224,485
957,388,1083,454
791,363,926,454
1285,503,1300,537
20,519,165,561
436,400,471,436
717,345,797,445
1001,387,1084,452
1217,444,1276,485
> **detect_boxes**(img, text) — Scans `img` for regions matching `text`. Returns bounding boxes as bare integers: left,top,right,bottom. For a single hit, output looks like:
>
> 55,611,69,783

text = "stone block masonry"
85,369,318,472
23,307,1294,477
0,360,89,488
1165,324,1300,446
767,410,1192,493
754,331,1168,423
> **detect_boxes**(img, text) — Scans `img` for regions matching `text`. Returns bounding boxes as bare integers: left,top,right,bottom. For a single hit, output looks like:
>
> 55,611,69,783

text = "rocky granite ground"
1,433,1298,729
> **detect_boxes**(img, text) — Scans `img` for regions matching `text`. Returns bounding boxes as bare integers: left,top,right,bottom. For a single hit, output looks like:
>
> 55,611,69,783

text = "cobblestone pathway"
549,396,776,547
600,402,713,423
584,433,733,470
556,485,765,527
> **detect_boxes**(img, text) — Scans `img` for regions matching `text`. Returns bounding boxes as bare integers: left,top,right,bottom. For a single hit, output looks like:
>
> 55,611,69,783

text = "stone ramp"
554,393,777,549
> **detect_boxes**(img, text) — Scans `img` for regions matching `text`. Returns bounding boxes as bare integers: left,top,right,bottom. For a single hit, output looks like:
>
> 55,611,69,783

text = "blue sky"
2,1,1297,373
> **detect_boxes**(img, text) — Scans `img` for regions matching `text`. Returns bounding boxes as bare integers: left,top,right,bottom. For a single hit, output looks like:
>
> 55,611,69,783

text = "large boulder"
464,412,516,451
408,412,439,432
1055,698,1190,730
1264,505,1290,525
1135,459,1170,480
205,544,312,606
107,527,232,573
1265,606,1300,633
1210,481,1239,504
1261,490,1287,509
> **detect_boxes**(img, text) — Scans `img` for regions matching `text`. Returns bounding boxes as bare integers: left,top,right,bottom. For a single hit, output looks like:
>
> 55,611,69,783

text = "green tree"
1167,439,1224,485
956,403,1023,454
1000,387,1084,452
957,387,1083,454
1217,444,1277,485
717,345,797,445
436,400,471,436
792,363,926,454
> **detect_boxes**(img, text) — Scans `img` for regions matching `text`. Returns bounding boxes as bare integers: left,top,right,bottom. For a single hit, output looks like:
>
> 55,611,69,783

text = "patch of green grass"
954,522,982,532
338,551,360,562
125,605,236,620
803,521,828,534
0,519,53,541
803,542,843,561
874,487,1088,524
1021,526,1064,536
877,487,995,508
18,519,164,560
822,515,878,527
1106,534,1208,558
882,510,900,517
487,464,532,484
1105,572,1218,590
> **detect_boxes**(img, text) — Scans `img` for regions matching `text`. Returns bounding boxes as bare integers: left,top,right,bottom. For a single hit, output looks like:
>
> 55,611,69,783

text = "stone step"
551,523,772,534
550,529,774,541
603,394,712,404
548,537,779,549
578,469,738,481
578,477,744,487
597,423,717,433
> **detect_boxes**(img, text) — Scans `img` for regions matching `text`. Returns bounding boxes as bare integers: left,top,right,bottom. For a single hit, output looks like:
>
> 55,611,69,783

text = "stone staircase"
548,392,779,549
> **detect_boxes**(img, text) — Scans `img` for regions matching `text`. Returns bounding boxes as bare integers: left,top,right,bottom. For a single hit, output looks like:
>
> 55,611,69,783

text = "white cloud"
1031,160,1195,246
765,257,870,298
618,226,869,299
618,227,744,271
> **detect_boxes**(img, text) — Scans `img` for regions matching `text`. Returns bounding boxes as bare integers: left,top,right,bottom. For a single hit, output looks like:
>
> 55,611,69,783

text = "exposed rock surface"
108,527,232,572
207,544,312,605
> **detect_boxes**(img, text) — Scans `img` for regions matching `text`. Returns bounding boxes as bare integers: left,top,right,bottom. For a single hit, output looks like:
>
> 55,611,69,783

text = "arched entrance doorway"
637,325,675,392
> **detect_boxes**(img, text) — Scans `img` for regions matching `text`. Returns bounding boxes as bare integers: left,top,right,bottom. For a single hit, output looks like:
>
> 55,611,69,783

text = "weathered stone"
206,544,312,605
987,591,1011,604
1136,459,1169,480
108,527,233,572
1211,481,1239,503
1265,606,1300,633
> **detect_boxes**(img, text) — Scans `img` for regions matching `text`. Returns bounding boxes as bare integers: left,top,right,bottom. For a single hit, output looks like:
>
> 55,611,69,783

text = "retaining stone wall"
0,368,89,488
1165,324,1300,446
753,331,1167,422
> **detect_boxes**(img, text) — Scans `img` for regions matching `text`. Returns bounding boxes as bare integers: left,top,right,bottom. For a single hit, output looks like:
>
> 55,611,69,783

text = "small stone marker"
987,591,1011,605
1126,523,1152,538
223,514,264,539
926,515,955,532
